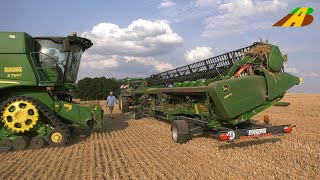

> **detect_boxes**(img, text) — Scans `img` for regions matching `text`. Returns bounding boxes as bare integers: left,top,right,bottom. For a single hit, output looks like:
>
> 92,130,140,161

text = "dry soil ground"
0,94,319,179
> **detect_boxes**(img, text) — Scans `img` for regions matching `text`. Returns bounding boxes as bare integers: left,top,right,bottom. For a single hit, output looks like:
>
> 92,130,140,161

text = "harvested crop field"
0,94,319,179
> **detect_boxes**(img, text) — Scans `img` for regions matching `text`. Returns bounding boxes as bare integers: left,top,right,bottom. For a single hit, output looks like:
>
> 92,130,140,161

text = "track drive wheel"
0,139,12,152
47,127,70,147
30,136,45,149
171,120,190,144
12,137,28,150
1,98,39,133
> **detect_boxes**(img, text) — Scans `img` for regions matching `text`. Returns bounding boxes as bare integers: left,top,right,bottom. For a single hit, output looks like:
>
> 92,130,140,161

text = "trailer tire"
133,108,141,120
121,97,130,113
171,120,190,144
118,96,122,111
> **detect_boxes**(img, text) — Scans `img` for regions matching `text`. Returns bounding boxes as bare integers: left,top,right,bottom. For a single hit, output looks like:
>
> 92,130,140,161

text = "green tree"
76,77,120,100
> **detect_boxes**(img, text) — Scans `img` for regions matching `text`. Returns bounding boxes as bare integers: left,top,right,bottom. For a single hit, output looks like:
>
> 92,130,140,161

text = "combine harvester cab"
133,42,301,144
0,32,103,151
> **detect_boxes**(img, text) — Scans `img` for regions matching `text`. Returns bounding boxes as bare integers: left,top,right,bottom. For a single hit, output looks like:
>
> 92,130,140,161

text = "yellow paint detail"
1,99,39,133
299,77,303,85
283,7,308,27
51,132,63,143
64,104,73,111
224,93,233,99
0,81,20,84
7,73,22,78
4,67,22,73
194,104,199,115
222,84,229,93
120,98,123,110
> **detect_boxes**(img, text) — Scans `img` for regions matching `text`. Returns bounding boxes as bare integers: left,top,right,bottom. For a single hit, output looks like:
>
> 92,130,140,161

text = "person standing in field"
106,92,117,119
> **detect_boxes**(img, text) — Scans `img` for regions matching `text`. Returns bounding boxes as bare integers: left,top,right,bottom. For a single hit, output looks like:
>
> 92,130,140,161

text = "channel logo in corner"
273,7,314,27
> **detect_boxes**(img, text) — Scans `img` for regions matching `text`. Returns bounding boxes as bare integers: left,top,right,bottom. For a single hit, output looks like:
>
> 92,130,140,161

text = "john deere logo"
273,7,314,27
222,84,229,93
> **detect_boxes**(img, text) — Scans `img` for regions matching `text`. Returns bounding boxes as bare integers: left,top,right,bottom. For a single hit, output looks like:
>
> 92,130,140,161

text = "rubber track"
0,96,70,144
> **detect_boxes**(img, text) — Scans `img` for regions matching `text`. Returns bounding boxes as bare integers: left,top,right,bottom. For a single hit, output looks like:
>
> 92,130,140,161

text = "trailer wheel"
133,108,141,120
0,139,12,152
118,96,122,111
30,136,45,149
12,137,28,150
121,97,130,113
171,120,190,144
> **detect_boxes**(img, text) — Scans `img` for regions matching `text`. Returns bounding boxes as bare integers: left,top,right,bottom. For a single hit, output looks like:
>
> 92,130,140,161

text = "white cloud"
195,0,222,8
201,0,288,37
124,56,174,72
299,72,320,77
80,19,183,74
82,19,183,57
184,46,214,63
284,67,298,74
283,64,320,77
81,53,173,72
81,54,119,70
158,0,176,9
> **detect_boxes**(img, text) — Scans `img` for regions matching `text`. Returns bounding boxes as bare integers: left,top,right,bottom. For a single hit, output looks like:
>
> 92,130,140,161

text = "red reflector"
219,133,230,141
283,126,293,133
200,104,206,110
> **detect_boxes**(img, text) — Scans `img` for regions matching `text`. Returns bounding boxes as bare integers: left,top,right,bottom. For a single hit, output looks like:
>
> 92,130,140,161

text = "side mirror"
63,40,71,52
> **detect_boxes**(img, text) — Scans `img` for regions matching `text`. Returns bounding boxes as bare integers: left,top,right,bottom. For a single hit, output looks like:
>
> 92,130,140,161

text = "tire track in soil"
95,133,114,179
105,130,130,179
0,150,40,179
109,119,167,179
123,120,175,178
191,139,302,179
136,118,231,179
29,148,59,180
55,147,76,179
104,113,145,179
40,148,66,179
124,119,197,179
103,132,129,179
24,149,54,180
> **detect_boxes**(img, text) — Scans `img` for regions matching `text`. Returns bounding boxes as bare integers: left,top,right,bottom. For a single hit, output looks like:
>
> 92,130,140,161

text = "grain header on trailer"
130,42,301,143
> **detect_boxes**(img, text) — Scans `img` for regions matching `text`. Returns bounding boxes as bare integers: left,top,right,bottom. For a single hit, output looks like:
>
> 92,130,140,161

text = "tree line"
75,77,122,100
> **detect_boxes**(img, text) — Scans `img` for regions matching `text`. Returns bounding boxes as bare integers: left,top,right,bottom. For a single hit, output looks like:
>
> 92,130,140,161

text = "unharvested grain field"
0,94,319,179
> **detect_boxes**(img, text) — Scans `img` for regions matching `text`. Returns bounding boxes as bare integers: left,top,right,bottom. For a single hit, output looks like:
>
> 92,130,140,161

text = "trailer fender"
172,120,189,135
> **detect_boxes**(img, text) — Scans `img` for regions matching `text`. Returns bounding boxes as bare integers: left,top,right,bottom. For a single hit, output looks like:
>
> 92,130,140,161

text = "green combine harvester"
129,42,302,143
0,32,103,151
119,77,146,112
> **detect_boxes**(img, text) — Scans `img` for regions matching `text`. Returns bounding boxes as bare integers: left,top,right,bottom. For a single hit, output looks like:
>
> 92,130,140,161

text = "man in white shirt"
106,92,116,119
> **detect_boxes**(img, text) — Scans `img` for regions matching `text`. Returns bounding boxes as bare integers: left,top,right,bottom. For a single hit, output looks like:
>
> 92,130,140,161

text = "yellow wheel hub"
1,99,39,133
51,132,63,143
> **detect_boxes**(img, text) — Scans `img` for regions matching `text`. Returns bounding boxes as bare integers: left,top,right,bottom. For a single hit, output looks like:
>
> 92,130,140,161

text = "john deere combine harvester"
0,32,103,151
119,77,146,112
130,42,301,143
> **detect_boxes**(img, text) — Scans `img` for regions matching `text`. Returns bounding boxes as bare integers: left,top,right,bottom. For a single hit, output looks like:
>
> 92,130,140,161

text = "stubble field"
0,94,319,179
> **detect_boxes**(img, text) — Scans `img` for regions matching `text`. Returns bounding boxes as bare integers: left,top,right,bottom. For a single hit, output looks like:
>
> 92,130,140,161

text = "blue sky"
1,0,319,92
